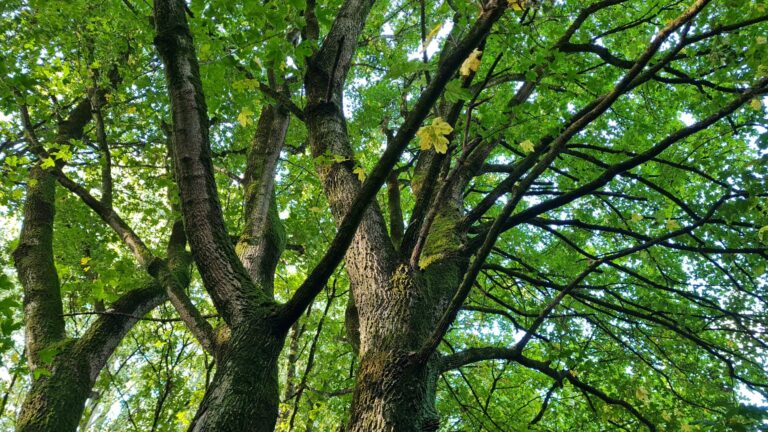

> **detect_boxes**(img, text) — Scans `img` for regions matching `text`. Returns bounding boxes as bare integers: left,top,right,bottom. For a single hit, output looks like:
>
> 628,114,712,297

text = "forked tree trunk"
16,284,165,432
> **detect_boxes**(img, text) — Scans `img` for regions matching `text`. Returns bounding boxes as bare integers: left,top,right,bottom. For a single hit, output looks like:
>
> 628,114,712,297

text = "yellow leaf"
199,43,211,60
519,139,535,153
631,213,643,223
757,36,767,45
238,108,254,126
353,166,366,182
661,411,672,422
635,386,649,402
750,98,762,111
460,49,482,77
41,158,56,169
416,117,453,153
507,0,526,11
424,23,442,49
681,423,693,432
80,256,91,266
126,106,137,114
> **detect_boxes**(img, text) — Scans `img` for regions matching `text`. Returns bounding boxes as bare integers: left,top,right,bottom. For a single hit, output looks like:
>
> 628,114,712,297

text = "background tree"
1,0,767,431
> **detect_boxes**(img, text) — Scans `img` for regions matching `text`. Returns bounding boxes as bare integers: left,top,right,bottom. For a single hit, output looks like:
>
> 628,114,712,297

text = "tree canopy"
0,0,767,431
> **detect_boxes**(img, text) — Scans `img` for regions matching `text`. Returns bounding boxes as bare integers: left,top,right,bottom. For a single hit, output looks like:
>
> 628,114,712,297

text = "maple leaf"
238,108,254,126
41,157,56,169
353,166,366,182
507,0,527,11
460,49,482,77
519,139,535,153
417,117,453,153
666,219,681,231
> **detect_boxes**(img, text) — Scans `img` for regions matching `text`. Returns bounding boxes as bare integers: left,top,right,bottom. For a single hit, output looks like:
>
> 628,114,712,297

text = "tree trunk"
345,262,462,432
348,355,440,432
16,283,165,432
188,317,287,432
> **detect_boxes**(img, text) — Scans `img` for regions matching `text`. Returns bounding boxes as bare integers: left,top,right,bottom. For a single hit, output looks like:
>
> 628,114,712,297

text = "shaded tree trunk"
153,2,293,431
188,318,287,432
16,283,165,432
13,97,188,431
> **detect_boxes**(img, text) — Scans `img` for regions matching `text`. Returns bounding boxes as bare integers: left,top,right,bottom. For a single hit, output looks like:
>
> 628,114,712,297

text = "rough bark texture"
236,103,289,296
154,2,292,431
300,1,507,429
154,0,265,325
13,168,64,371
188,319,286,432
13,92,181,431
16,283,165,432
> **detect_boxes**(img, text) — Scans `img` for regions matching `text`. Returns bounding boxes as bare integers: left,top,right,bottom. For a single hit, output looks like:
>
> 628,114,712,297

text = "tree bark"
13,97,182,431
188,319,286,432
153,2,292,430
16,283,165,432
301,1,509,429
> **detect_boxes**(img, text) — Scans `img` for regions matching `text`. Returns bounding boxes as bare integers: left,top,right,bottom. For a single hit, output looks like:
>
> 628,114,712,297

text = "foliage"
0,0,767,431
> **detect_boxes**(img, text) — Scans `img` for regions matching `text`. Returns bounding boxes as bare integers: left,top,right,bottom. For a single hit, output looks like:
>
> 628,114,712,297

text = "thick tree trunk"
345,262,460,432
188,317,287,432
348,354,440,432
154,4,295,430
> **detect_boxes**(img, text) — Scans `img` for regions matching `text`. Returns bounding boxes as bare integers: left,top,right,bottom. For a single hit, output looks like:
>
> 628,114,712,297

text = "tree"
0,0,767,431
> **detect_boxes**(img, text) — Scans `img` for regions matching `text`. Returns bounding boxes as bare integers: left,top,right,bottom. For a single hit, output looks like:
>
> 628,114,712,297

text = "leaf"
417,117,453,154
238,107,254,126
630,213,643,223
508,0,527,11
444,79,472,103
38,346,59,365
33,367,52,380
332,154,349,163
126,106,137,114
460,49,482,77
519,139,535,153
757,36,767,45
80,256,91,266
635,386,649,402
41,158,56,169
666,219,681,231
758,225,768,241
423,23,442,50
353,166,366,182
750,98,762,111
